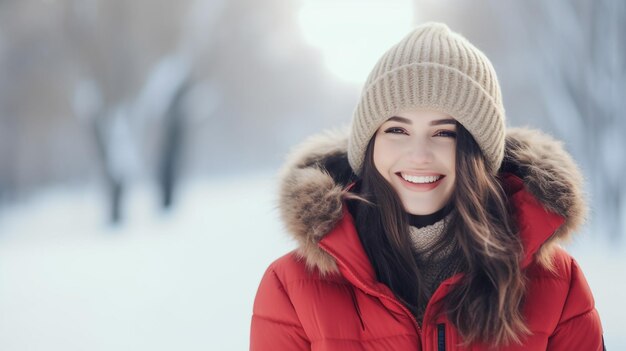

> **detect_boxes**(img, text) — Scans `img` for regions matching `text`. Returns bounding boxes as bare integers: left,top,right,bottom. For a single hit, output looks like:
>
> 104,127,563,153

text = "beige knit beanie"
348,22,505,175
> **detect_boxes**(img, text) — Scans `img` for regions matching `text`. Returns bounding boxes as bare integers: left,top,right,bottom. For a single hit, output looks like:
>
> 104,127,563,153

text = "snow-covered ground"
0,171,624,350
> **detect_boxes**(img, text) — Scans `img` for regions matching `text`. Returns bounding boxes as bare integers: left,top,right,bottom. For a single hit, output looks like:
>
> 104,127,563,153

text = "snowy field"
0,171,624,350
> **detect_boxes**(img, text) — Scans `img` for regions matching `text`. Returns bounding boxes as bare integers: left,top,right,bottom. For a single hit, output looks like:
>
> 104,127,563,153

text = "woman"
250,22,604,350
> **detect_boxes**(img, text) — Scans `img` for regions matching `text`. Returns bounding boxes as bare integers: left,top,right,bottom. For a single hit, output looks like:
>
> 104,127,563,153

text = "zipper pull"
437,323,446,351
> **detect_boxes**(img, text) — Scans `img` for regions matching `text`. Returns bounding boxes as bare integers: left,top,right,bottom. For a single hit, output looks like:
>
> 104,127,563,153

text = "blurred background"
0,0,624,349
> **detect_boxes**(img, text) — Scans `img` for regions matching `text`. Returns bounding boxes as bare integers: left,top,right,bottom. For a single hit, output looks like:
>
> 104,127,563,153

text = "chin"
407,210,435,216
405,206,440,216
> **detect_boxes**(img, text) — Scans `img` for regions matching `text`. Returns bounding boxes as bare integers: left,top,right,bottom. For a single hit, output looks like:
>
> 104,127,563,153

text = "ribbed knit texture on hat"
348,22,505,175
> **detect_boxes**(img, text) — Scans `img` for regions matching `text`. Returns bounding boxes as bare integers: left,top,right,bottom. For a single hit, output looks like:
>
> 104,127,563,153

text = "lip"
396,173,445,192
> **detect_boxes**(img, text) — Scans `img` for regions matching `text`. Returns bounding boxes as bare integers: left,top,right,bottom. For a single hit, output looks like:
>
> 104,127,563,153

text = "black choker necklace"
407,205,452,228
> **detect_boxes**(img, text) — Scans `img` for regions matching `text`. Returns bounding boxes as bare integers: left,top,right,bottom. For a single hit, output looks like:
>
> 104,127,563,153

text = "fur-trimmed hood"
277,127,587,275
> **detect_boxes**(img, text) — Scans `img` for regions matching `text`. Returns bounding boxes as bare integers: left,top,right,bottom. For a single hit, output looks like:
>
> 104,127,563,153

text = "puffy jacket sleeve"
250,265,310,350
547,257,604,350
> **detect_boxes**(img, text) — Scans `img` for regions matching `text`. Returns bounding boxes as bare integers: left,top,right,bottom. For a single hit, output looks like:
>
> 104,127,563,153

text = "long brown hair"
348,123,528,347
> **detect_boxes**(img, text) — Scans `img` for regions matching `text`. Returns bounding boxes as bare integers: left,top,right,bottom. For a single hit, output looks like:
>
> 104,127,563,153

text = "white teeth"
401,174,442,184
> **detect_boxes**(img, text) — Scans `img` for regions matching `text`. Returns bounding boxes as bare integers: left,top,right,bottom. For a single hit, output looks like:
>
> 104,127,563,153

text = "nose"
406,138,434,164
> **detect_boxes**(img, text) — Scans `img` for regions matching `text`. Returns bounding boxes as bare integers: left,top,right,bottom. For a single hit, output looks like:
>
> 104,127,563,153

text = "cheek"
446,149,457,194
440,144,456,169
372,141,391,177
450,149,456,170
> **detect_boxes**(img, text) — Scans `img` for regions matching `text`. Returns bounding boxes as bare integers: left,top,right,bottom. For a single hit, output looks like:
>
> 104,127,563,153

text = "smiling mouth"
397,173,444,184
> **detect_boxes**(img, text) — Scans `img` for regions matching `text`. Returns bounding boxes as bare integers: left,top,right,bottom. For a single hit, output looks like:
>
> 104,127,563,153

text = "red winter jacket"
251,128,604,350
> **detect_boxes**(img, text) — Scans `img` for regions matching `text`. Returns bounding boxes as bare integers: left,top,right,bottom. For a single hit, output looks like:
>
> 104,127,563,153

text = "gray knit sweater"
408,215,461,323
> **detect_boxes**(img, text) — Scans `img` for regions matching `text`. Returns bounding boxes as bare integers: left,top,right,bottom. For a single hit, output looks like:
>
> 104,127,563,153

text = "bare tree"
67,0,224,222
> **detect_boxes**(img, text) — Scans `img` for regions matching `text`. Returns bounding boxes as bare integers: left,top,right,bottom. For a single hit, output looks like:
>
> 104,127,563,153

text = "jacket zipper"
322,243,463,350
437,323,446,351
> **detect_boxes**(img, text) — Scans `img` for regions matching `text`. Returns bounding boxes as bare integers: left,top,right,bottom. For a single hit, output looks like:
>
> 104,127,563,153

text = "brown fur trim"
277,128,350,275
504,128,588,269
277,127,587,273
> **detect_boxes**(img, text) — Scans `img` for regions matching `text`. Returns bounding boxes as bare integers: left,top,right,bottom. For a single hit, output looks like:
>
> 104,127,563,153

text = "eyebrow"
386,116,457,126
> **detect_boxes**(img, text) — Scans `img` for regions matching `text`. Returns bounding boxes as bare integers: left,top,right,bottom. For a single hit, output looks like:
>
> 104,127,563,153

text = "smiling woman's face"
373,109,457,215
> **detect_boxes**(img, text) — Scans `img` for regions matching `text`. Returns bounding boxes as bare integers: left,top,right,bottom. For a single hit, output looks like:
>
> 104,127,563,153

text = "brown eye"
434,130,457,138
384,127,408,135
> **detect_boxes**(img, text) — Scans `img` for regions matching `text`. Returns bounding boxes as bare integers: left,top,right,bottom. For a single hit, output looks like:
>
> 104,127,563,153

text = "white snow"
0,171,624,350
